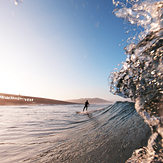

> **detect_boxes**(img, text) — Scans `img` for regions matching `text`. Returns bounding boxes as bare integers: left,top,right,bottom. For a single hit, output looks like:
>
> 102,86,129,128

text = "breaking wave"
109,0,163,162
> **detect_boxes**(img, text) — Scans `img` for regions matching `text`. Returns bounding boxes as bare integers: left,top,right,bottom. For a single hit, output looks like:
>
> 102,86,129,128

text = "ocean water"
0,102,150,163
109,0,163,162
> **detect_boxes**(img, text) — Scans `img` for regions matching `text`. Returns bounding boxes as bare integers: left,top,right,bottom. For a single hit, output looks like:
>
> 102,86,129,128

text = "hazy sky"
0,0,133,101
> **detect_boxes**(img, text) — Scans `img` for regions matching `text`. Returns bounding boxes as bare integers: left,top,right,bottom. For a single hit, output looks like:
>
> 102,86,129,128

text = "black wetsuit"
83,101,89,111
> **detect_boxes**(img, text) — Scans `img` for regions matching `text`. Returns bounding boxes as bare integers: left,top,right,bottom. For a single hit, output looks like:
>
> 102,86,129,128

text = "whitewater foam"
109,0,163,162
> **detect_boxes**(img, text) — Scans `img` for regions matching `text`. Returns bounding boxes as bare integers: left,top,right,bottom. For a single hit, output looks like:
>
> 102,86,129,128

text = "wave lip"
109,0,163,162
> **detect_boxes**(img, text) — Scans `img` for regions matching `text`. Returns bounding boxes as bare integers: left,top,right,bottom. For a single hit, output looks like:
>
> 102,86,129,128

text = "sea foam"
109,0,163,162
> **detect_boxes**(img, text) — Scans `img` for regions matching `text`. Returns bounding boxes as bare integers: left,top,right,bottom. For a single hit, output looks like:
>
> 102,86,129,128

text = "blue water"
0,102,150,163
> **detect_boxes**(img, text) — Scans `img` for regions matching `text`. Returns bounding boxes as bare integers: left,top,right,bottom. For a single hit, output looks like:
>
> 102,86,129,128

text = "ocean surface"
0,102,150,163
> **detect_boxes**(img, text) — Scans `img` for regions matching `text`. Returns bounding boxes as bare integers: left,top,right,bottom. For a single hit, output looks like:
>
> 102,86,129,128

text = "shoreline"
0,93,75,106
0,93,115,106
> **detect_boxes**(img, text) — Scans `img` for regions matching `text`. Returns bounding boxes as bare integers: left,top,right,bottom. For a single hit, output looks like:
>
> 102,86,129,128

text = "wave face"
0,103,150,163
109,0,163,162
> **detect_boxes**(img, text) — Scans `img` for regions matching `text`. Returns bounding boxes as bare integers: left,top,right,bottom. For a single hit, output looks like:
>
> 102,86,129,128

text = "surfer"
83,100,90,112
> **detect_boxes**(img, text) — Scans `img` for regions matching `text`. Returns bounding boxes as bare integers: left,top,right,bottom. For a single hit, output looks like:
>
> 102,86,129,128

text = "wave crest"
109,0,163,162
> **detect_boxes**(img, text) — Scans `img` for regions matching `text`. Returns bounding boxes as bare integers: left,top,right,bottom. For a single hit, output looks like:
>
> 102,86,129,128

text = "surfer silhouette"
83,100,89,112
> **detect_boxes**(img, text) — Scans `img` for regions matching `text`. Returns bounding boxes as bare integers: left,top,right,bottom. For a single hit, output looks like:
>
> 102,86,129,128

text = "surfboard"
76,111,92,114
76,107,104,114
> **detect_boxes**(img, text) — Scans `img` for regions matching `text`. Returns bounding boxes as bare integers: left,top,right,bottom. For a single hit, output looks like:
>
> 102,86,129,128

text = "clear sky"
0,0,133,101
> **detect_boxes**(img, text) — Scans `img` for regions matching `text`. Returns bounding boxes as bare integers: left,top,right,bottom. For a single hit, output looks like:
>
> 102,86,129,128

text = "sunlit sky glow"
0,0,134,101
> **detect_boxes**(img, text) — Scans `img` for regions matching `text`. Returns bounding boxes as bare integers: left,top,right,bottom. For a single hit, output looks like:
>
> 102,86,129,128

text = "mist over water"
109,0,163,162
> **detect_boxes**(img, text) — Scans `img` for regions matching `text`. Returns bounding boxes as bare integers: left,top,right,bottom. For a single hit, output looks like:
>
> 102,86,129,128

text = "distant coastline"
66,98,112,104
0,93,74,105
0,93,112,106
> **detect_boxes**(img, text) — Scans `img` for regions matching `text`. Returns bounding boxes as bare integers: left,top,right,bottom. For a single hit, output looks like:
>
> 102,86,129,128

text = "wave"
109,0,163,162
23,102,150,163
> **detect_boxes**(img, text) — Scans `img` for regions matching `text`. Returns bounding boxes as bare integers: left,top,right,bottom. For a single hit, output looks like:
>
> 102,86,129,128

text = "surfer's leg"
83,107,85,111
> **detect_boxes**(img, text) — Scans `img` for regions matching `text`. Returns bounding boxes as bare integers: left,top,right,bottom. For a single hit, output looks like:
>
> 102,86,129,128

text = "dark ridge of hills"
67,98,111,104
0,93,74,105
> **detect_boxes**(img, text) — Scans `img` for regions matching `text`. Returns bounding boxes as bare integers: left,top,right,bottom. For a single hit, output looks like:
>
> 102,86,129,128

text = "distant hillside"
67,98,111,104
0,93,75,105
